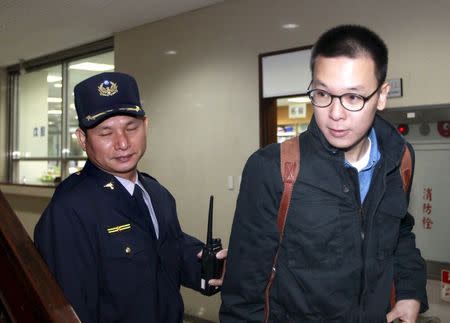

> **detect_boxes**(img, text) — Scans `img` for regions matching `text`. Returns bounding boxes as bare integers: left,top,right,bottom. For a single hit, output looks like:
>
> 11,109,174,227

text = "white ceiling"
0,0,223,68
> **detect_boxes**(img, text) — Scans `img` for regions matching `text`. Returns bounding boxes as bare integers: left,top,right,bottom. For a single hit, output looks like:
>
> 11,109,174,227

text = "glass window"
17,65,62,158
15,160,61,185
67,52,114,159
10,51,114,186
276,96,312,143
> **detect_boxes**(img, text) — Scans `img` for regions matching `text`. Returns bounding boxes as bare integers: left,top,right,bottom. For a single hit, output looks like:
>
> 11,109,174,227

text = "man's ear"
75,128,87,151
376,82,390,112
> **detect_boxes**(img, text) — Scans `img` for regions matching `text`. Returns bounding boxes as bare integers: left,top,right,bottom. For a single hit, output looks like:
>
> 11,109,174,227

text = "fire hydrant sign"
442,270,450,302
410,148,450,264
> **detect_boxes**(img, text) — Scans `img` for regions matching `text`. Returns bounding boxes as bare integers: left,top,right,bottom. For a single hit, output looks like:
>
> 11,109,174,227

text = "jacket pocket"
376,194,407,260
101,232,154,303
285,200,344,270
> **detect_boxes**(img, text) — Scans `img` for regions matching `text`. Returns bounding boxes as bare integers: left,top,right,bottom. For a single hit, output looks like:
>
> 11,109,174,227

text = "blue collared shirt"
344,128,381,203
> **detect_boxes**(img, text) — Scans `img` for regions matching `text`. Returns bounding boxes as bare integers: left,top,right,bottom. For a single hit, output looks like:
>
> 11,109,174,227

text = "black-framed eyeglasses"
307,86,380,112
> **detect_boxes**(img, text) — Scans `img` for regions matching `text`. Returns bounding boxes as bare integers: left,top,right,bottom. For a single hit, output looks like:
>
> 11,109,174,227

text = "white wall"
115,0,450,320
410,142,450,263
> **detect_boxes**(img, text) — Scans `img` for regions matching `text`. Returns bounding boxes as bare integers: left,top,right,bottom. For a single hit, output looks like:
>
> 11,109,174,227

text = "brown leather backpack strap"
390,144,413,309
400,144,413,193
277,137,301,234
264,136,300,323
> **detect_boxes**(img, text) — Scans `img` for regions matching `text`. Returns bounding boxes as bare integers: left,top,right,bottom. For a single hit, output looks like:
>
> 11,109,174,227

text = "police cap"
74,72,144,129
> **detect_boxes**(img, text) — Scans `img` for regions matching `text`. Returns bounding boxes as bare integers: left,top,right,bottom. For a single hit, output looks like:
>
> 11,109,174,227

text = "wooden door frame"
258,45,312,147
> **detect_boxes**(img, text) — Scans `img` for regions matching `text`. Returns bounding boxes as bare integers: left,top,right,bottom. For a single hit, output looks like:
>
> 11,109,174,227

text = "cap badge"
98,80,118,97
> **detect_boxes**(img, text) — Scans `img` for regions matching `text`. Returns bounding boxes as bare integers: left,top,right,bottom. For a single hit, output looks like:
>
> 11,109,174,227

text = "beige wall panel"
3,194,50,239
0,68,7,182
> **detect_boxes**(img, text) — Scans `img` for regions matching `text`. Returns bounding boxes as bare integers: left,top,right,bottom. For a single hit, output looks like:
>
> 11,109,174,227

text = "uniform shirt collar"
114,173,142,195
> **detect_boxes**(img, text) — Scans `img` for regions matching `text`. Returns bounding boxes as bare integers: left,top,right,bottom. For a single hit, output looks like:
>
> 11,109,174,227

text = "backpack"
263,136,413,322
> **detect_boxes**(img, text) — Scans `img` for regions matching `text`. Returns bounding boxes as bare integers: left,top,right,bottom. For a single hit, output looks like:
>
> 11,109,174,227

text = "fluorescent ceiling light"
47,97,62,103
48,109,62,115
288,97,310,103
54,83,62,88
165,50,177,55
69,62,115,71
47,75,62,83
282,23,299,29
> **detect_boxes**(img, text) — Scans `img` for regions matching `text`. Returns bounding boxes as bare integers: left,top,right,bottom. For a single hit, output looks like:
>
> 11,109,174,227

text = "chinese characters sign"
421,187,433,230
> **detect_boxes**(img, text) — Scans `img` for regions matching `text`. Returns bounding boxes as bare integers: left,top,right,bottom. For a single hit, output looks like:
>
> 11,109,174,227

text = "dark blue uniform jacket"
34,160,203,323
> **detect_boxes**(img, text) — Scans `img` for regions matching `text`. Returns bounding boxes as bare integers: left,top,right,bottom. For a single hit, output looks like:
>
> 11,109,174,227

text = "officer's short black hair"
310,25,388,86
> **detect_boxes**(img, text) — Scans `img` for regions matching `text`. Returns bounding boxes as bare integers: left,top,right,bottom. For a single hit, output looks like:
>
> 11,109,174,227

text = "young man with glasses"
220,25,428,322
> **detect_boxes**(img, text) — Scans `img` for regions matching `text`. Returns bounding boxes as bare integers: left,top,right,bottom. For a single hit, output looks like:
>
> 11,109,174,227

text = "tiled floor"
420,279,450,322
417,316,441,323
183,279,450,323
183,314,215,323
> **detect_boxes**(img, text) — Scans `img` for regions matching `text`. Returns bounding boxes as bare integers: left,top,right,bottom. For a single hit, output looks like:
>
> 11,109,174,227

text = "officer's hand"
196,249,228,287
386,299,420,323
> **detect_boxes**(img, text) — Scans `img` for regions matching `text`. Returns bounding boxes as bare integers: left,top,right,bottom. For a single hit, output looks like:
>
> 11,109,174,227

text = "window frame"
6,38,114,186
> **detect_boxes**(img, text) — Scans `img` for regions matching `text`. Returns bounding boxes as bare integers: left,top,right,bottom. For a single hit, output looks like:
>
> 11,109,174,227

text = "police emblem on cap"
98,80,118,96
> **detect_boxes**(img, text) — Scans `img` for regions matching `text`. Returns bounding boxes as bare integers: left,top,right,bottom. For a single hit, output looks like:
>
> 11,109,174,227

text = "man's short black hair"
310,25,388,86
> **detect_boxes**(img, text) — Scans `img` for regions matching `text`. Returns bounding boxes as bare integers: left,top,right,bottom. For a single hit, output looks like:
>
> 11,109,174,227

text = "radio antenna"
207,195,214,245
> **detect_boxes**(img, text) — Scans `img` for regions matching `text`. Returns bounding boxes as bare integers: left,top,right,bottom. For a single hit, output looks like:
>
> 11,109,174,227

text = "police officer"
34,72,226,322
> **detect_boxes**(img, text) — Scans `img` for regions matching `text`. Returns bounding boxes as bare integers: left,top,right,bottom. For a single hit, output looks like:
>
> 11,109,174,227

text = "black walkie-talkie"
200,195,224,296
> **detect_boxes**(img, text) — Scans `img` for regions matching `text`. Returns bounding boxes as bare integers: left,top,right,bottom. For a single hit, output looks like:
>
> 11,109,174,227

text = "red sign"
422,216,433,229
437,121,450,137
443,270,450,284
